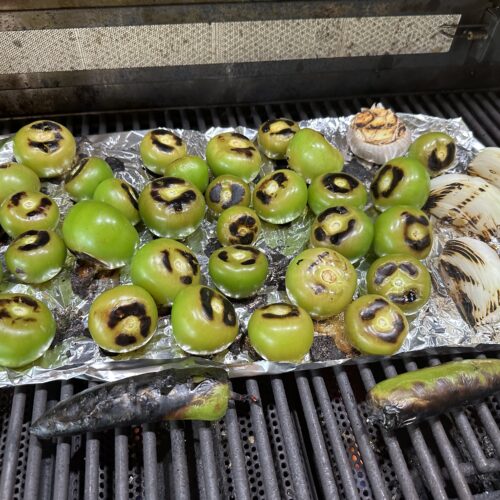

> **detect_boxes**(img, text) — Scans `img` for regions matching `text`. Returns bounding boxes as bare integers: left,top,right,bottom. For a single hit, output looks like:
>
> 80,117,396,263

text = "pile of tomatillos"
0,107,496,371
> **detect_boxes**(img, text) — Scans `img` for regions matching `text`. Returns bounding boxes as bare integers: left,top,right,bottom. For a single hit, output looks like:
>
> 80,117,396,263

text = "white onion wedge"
439,237,500,327
468,147,500,188
425,174,500,242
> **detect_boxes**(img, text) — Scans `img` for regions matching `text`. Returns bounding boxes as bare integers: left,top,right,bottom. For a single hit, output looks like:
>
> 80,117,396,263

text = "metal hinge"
439,24,488,40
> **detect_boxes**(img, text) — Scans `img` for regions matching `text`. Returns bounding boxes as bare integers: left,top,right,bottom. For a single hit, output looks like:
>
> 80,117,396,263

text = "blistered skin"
0,162,41,203
205,175,251,214
216,206,261,246
140,129,187,175
64,157,113,201
408,131,456,176
13,120,76,178
257,118,299,159
93,178,140,224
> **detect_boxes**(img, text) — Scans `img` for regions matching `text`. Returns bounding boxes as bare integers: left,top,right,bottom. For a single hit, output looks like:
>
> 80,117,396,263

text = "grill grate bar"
194,421,221,499
477,403,500,457
84,382,100,500
142,424,159,500
462,92,500,145
170,421,190,500
114,428,129,500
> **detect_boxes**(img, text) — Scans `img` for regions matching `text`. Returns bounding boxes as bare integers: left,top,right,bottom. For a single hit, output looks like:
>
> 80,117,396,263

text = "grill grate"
0,91,499,500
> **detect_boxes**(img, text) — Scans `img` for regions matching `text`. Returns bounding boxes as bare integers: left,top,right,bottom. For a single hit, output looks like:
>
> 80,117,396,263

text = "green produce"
88,285,158,353
13,120,76,178
171,285,239,355
130,238,200,306
257,118,299,159
64,157,113,201
344,294,408,356
370,156,430,211
308,172,367,215
62,200,139,269
139,177,205,239
367,359,500,430
6,229,66,284
286,128,343,182
0,191,59,238
216,206,261,246
206,132,261,182
285,247,357,319
373,206,433,259
0,293,56,368
209,245,268,299
253,169,308,224
408,131,456,176
0,162,41,203
205,175,251,214
248,303,313,362
93,178,140,225
140,129,187,176
165,155,210,192
367,254,431,314
310,206,374,262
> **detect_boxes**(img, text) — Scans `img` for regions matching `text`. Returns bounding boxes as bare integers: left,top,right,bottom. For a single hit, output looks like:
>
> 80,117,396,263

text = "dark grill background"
0,91,499,500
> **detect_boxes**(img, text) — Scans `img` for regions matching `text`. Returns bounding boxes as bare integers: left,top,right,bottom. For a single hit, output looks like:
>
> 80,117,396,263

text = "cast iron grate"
0,91,499,499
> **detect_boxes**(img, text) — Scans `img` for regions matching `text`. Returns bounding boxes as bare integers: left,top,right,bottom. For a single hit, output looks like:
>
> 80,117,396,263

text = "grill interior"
0,91,499,500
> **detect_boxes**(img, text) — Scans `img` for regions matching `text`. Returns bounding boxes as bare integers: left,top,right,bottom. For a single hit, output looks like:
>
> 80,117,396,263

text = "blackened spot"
105,156,125,172
212,183,247,210
230,215,256,235
0,163,9,169
231,132,248,141
26,197,52,218
180,276,192,285
10,192,26,206
261,304,300,319
31,121,61,132
151,130,183,152
222,298,237,326
28,137,62,154
115,334,138,346
121,182,139,209
329,218,356,245
150,179,196,212
458,290,477,326
17,295,39,310
234,245,260,256
272,127,295,137
322,173,358,193
441,261,476,285
18,230,50,251
161,250,172,272
238,233,254,244
317,205,348,222
360,298,388,321
314,227,326,241
200,287,215,320
230,147,255,158
108,301,151,338
272,171,287,186
311,283,326,294
241,259,256,266
256,189,272,205
218,251,229,262
374,262,397,285
209,184,222,203
428,142,456,172
403,212,431,251
0,308,11,319
177,250,199,275
374,165,405,199
68,157,88,180
443,240,484,265
399,262,418,277
388,290,418,304
360,298,404,343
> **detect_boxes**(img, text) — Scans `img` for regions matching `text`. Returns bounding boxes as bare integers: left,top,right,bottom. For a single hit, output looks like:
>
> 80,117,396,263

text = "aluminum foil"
0,111,496,386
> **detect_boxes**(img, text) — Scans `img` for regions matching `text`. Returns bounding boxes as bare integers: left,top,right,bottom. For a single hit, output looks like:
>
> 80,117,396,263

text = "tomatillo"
165,155,210,193
367,254,432,314
93,178,140,225
13,120,76,178
205,175,251,214
252,169,308,224
286,128,343,182
171,285,239,355
0,162,41,204
0,293,56,368
285,247,357,319
206,132,262,182
208,245,268,299
216,206,261,246
64,157,113,201
88,285,158,353
138,177,205,239
370,156,430,211
257,118,299,160
62,200,139,268
373,206,433,259
0,191,60,238
310,206,374,262
248,303,314,362
130,238,200,306
344,294,408,356
308,172,367,215
140,129,187,176
6,229,66,284
408,131,456,176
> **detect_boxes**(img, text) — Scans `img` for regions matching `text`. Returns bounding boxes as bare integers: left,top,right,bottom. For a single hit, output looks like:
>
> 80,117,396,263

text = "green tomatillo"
93,178,140,225
64,157,113,201
216,206,261,246
164,155,210,193
257,118,299,160
0,162,41,204
140,129,187,176
408,131,456,176
205,175,250,214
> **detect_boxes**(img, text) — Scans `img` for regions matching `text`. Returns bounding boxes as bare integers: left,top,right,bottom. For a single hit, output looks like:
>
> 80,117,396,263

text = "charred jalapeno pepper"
64,157,113,201
0,191,60,238
205,175,251,214
140,129,187,176
286,128,344,182
206,132,261,182
171,285,239,355
310,206,374,262
138,177,205,239
366,254,431,314
252,169,308,224
0,162,41,204
216,206,261,246
165,155,210,193
93,178,140,225
370,157,430,211
62,200,139,269
0,293,56,368
257,118,299,159
130,238,200,306
373,205,433,259
344,294,408,356
6,229,66,284
285,247,357,319
13,120,76,178
88,284,158,353
308,172,367,215
408,131,456,176
208,245,269,299
248,303,314,362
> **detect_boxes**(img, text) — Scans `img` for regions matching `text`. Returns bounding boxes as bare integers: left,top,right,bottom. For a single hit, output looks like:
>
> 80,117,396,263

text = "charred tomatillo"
408,131,456,176
165,155,210,193
205,175,251,214
257,118,299,160
0,162,41,204
64,157,113,201
216,206,261,246
93,178,140,225
140,129,187,176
